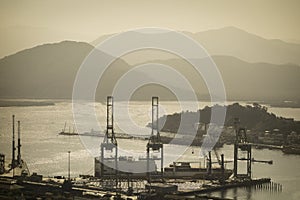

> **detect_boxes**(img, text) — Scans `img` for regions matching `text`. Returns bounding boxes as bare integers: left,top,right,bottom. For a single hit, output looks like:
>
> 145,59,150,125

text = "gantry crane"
100,96,118,185
233,118,273,179
147,97,163,182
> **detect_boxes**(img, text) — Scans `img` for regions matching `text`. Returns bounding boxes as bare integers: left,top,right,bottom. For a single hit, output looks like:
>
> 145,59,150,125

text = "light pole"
68,151,71,181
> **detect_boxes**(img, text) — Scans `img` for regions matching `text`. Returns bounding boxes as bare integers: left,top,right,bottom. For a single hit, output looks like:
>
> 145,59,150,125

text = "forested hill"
157,103,300,134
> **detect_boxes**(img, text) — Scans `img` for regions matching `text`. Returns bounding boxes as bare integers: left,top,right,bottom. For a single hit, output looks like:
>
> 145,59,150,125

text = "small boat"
59,122,78,136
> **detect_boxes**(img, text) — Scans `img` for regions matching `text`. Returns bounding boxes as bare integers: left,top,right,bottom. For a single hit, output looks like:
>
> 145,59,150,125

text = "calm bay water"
0,100,299,199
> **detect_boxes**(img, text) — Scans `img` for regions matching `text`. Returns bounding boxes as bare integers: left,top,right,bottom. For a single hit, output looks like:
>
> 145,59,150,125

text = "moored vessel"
164,162,233,180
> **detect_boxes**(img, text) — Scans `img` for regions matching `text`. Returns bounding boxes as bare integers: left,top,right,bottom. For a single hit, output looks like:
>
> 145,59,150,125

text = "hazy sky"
0,0,299,58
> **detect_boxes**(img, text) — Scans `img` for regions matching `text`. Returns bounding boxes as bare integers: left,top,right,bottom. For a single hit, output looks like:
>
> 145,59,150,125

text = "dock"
248,143,283,150
177,178,271,195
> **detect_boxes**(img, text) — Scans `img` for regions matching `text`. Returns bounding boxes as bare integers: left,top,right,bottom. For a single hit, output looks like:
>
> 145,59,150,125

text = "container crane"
147,97,163,182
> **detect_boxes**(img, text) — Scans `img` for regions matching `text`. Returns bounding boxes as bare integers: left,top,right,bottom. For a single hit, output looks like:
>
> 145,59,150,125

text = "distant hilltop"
92,26,300,65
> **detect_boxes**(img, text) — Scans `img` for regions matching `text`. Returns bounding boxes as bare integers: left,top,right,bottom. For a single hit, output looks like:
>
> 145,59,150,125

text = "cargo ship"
95,157,233,180
164,162,233,180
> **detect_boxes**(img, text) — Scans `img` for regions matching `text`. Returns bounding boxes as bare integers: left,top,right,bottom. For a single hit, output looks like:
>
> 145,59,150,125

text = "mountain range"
92,27,300,65
0,27,299,102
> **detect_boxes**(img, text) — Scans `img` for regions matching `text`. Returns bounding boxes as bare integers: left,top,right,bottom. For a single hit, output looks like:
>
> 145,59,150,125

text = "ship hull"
164,168,233,180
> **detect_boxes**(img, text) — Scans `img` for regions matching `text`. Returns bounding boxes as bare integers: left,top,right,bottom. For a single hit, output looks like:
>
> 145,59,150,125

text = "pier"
248,143,283,150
